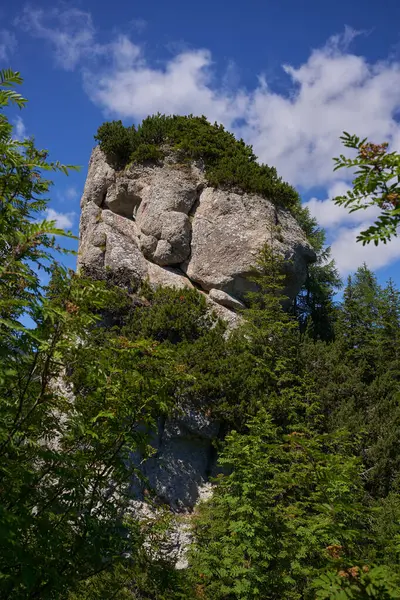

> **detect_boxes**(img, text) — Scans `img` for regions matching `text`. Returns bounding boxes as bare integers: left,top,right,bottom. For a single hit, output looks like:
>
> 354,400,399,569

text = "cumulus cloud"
17,5,97,70
85,49,248,125
83,25,400,190
304,183,400,275
303,182,382,229
46,208,75,229
244,48,400,188
0,29,17,61
331,224,400,275
18,6,400,274
17,7,400,187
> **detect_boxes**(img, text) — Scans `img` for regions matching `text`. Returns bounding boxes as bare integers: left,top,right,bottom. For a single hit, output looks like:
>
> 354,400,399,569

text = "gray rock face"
125,406,220,568
142,409,219,511
183,187,316,301
77,146,317,566
151,211,192,265
209,288,245,310
105,177,143,219
81,146,115,207
78,147,316,312
146,263,194,290
134,164,202,266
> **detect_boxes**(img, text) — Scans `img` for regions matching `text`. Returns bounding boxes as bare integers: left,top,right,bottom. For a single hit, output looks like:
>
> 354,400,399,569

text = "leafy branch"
333,132,400,245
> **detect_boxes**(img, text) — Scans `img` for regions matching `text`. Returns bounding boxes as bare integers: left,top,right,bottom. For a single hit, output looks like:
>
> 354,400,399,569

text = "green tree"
301,266,400,496
95,114,301,211
0,68,76,329
4,67,400,600
188,250,400,600
313,566,400,599
338,265,382,380
0,70,184,599
333,132,400,244
190,409,379,600
293,213,342,341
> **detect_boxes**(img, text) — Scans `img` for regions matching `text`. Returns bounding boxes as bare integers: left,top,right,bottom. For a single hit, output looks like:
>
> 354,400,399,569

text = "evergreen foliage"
187,250,400,599
95,114,300,211
303,265,400,497
190,414,378,599
313,566,400,599
2,70,400,599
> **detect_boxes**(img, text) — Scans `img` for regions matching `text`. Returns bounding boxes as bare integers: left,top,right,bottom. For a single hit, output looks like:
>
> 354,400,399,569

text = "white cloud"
17,6,97,70
18,9,400,189
331,223,400,275
303,181,381,228
45,208,75,229
83,26,400,190
84,49,247,124
108,35,141,70
17,9,400,189
16,6,142,72
0,29,17,61
13,116,26,141
304,183,400,275
19,8,400,275
244,49,400,188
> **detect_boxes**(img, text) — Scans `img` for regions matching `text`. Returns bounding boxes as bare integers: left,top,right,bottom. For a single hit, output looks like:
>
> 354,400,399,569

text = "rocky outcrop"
77,146,316,567
209,288,245,311
128,407,221,570
141,409,219,511
78,147,316,314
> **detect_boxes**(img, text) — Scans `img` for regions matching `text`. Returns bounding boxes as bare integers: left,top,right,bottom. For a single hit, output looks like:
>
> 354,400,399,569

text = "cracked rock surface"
76,146,317,565
78,147,316,313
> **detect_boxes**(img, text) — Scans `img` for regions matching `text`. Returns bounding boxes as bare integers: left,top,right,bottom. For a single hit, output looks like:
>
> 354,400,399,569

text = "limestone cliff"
78,147,316,315
77,145,316,566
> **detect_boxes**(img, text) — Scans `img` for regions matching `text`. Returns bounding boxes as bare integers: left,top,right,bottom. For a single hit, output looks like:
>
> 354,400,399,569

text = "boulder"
81,146,115,207
152,211,192,265
75,146,317,566
146,263,194,290
141,408,220,511
183,187,316,301
78,147,316,314
209,288,245,310
104,177,143,219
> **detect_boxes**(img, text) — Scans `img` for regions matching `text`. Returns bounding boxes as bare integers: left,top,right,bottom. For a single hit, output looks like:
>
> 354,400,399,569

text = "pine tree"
189,407,383,600
294,223,342,342
338,265,382,379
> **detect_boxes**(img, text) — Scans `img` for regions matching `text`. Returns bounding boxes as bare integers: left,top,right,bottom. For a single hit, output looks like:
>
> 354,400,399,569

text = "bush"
313,566,400,599
95,120,135,167
131,142,164,163
124,285,220,344
94,114,301,211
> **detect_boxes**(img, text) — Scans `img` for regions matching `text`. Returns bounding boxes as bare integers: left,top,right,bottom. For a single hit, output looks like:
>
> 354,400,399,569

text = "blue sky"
1,0,400,287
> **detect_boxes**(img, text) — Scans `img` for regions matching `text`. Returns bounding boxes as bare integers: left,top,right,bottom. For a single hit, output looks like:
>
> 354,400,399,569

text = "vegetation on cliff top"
95,114,301,211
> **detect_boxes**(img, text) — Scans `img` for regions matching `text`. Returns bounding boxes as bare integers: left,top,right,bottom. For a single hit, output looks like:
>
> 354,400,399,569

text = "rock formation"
77,145,316,565
78,147,316,313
